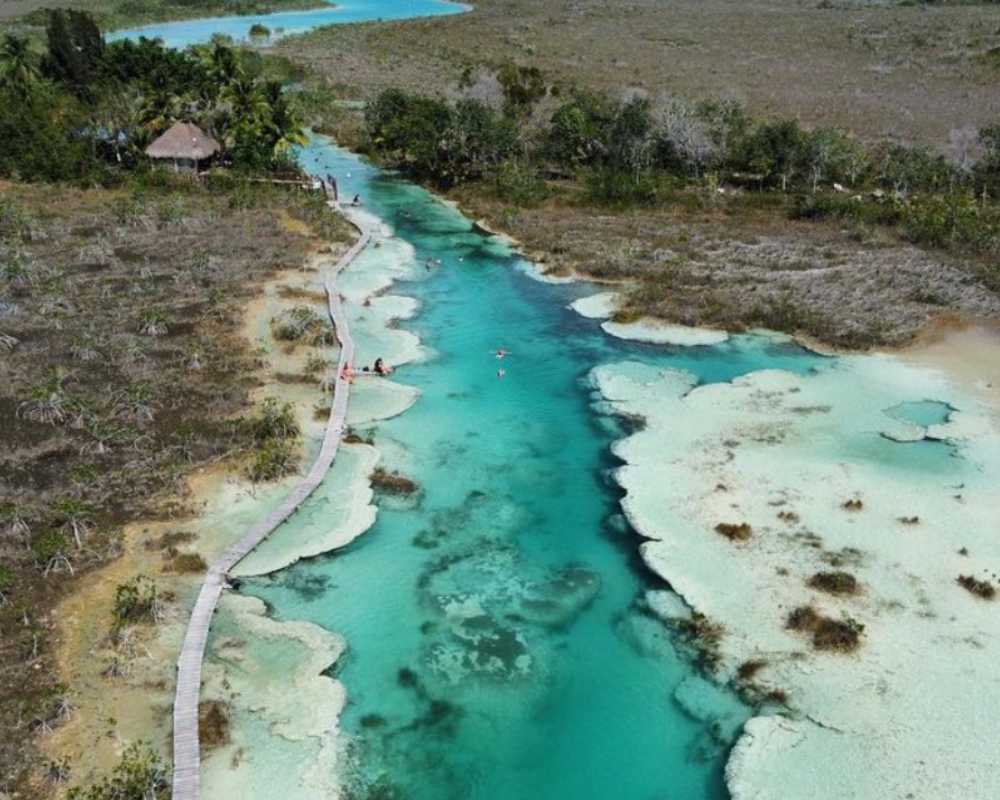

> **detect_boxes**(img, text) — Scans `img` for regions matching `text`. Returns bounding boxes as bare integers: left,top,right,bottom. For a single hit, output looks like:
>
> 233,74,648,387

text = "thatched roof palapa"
145,122,220,161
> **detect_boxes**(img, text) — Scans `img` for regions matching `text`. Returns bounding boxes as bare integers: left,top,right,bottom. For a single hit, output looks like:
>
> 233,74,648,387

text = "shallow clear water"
237,140,829,799
111,0,466,48
884,399,953,428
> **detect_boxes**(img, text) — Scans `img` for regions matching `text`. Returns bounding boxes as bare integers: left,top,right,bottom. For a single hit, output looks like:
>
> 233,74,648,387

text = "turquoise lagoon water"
115,9,960,799
110,0,467,48
235,139,830,799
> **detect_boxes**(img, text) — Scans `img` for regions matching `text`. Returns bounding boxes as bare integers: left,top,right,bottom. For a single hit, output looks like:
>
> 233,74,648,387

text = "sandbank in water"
593,348,1000,799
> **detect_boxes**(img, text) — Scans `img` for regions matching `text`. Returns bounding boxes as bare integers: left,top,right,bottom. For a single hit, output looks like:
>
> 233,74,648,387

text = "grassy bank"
0,173,353,799
273,0,1000,147
257,0,1000,348
0,12,364,795
353,81,1000,348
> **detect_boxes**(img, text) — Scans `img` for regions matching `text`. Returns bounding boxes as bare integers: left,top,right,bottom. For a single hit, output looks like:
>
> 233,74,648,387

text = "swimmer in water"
497,368,506,379
495,348,508,359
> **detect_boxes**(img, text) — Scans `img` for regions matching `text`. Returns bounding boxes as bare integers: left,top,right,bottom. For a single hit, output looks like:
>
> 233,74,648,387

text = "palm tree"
0,34,40,94
221,76,269,121
18,369,71,425
263,81,308,156
54,498,95,549
204,42,242,87
139,87,184,134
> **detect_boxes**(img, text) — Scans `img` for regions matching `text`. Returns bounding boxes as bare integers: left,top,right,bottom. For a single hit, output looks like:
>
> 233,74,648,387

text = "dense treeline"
364,76,1000,259
0,9,307,182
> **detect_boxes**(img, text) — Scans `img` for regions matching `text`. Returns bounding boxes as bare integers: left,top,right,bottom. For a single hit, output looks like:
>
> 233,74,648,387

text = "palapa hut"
145,122,220,174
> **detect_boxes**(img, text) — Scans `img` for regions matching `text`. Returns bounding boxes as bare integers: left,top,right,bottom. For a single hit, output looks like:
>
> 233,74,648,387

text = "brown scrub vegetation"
786,605,865,653
0,177,352,794
715,522,753,542
957,574,996,600
808,571,860,596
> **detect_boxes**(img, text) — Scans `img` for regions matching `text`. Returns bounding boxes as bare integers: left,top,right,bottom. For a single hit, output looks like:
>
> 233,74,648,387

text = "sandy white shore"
601,318,730,346
569,290,729,345
593,348,1000,799
568,291,621,319
201,594,347,800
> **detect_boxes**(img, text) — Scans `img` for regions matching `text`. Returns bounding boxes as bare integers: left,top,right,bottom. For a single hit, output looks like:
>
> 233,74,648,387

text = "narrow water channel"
238,140,824,799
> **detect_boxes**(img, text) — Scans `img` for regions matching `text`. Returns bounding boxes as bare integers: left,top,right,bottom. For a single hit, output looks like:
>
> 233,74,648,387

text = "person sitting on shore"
340,363,356,383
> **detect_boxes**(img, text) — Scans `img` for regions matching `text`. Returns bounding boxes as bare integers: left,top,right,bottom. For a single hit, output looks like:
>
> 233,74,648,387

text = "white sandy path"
594,357,1000,800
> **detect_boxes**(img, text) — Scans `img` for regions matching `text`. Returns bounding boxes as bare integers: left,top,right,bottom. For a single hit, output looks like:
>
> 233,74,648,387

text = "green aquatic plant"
370,467,419,495
786,605,820,632
736,658,768,681
198,700,230,749
812,616,864,652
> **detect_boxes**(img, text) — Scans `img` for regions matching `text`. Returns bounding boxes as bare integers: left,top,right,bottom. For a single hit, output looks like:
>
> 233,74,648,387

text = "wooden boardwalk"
171,204,371,800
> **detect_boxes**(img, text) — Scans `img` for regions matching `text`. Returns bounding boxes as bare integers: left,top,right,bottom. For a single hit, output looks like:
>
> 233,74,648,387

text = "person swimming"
497,368,506,379
373,357,393,376
495,348,509,359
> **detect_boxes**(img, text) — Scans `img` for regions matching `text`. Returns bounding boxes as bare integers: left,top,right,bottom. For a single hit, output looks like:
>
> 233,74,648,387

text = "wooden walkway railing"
170,202,371,800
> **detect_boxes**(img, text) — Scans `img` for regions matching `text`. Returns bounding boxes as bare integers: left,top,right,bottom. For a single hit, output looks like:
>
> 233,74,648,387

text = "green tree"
735,119,807,190
871,143,956,195
261,81,307,157
801,128,867,192
0,34,41,95
608,96,654,179
976,124,1000,199
496,62,546,118
0,84,96,182
544,91,614,167
41,9,105,99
